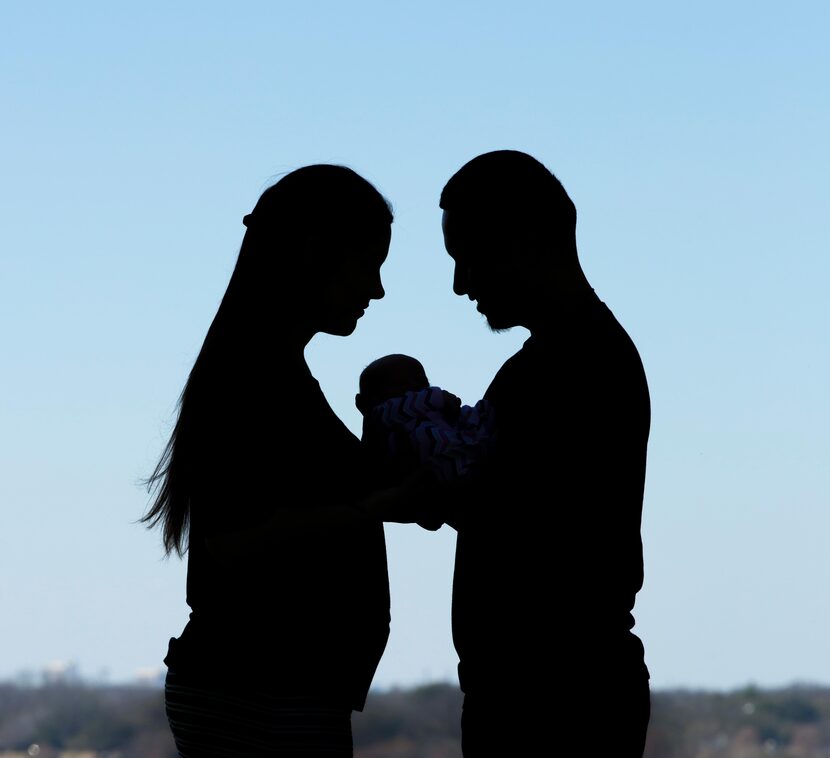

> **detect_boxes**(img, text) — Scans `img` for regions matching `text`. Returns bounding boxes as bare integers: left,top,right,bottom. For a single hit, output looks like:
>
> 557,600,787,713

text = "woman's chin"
322,318,360,337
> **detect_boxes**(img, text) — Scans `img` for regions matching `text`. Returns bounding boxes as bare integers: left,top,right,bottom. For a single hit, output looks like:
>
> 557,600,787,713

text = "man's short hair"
440,150,576,237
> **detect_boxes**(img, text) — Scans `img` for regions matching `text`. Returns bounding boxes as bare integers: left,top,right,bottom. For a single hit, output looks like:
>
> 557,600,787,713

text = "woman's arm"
205,466,467,562
204,501,375,562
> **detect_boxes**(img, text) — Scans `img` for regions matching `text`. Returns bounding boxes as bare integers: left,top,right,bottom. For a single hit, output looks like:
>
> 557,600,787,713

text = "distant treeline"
1,681,829,757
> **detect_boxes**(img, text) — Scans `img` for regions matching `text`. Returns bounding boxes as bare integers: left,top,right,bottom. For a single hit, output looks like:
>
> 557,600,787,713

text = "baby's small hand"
440,390,462,422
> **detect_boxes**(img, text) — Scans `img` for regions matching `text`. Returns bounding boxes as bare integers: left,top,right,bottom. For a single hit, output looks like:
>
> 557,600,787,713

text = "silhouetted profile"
440,151,651,756
142,165,393,756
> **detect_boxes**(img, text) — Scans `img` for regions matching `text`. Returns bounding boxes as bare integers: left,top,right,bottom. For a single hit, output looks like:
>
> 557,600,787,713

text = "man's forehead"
442,208,509,250
443,208,477,241
441,208,461,238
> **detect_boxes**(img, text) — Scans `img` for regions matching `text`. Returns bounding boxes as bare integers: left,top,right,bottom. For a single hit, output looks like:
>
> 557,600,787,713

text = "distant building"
40,661,80,686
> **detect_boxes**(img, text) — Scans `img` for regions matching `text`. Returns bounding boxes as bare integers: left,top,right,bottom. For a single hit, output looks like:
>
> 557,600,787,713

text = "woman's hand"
361,467,446,530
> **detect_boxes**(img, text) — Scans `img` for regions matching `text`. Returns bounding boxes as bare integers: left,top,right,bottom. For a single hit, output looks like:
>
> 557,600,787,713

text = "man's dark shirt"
452,298,650,694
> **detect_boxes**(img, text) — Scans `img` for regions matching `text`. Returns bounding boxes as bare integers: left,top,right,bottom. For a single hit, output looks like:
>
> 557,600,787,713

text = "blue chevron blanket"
369,386,495,481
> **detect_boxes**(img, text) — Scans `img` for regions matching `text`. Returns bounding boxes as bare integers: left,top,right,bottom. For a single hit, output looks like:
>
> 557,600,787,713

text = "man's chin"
475,302,518,332
484,314,514,334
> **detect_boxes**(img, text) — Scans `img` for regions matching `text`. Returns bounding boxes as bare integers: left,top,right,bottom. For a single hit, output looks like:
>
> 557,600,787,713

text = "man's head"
356,354,431,416
440,150,580,331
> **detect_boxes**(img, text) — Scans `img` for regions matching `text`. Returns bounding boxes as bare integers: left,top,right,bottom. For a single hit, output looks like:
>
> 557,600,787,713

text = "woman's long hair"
142,165,393,556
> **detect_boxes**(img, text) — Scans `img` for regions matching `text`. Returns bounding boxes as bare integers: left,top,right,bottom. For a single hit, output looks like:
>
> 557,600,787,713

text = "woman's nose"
369,272,385,301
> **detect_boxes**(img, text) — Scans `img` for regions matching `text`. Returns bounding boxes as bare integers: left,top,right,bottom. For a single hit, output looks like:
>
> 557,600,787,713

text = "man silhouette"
440,150,651,756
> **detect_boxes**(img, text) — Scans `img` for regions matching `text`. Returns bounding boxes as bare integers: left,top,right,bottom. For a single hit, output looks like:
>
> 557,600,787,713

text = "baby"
355,354,494,486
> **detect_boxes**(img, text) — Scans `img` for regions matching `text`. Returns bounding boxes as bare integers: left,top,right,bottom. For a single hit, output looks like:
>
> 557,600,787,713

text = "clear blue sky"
2,1,828,690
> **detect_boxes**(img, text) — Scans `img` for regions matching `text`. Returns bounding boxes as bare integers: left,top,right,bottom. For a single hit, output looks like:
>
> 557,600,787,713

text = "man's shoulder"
596,305,648,380
485,305,648,401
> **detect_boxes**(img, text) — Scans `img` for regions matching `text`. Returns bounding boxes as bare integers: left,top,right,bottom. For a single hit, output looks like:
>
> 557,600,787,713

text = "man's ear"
509,228,546,276
355,392,366,414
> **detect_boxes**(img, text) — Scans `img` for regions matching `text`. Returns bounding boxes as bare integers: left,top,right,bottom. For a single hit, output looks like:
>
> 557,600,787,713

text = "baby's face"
362,365,430,414
377,369,429,404
357,355,431,416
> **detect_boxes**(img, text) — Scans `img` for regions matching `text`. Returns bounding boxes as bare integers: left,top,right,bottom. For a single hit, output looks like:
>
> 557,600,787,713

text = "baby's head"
356,354,430,416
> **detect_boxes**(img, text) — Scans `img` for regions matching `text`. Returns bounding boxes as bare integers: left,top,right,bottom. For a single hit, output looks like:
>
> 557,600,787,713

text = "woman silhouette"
142,165,393,756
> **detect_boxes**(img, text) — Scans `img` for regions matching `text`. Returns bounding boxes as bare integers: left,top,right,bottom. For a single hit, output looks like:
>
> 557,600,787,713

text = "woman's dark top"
164,354,391,711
